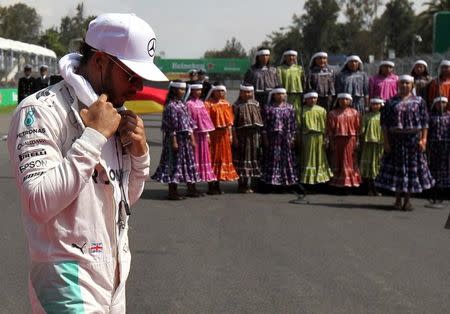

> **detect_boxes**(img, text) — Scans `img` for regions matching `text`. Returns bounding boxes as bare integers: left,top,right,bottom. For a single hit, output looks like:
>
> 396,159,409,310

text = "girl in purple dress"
261,87,298,190
428,97,450,191
186,82,217,183
375,75,434,211
152,81,201,200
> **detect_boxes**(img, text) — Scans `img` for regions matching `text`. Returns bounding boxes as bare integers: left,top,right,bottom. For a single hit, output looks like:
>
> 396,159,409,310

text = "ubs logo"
147,38,156,58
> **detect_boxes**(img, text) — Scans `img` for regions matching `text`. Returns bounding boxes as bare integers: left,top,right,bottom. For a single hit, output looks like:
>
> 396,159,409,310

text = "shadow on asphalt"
307,202,395,211
140,188,169,200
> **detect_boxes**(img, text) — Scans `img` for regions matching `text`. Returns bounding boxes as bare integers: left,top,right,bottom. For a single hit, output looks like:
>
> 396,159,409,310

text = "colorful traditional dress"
299,105,333,184
375,95,434,193
306,65,335,111
261,102,298,185
277,64,305,124
243,65,280,105
152,100,199,183
327,107,362,187
428,110,450,188
335,69,369,116
233,99,263,177
205,99,239,181
186,98,217,182
427,77,450,109
369,73,398,101
360,111,383,179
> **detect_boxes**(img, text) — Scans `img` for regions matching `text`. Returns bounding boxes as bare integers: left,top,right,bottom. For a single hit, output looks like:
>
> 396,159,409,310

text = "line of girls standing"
152,47,450,209
241,47,450,209
152,78,299,199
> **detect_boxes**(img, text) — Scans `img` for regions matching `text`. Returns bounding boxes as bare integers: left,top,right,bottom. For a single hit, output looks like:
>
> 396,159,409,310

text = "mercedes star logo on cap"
147,38,156,58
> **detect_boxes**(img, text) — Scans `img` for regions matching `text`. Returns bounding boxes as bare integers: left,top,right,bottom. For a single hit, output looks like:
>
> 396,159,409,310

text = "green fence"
0,88,18,107
155,58,251,75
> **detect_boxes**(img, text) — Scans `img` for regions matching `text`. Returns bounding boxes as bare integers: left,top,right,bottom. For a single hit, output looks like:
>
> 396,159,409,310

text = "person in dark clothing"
34,65,50,92
198,69,212,100
18,64,35,103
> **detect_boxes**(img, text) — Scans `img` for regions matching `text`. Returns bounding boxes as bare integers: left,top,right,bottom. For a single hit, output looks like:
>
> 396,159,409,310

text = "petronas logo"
24,107,36,127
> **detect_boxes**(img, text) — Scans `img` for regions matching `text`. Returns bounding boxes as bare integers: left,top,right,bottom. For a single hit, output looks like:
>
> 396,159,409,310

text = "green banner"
0,88,18,107
433,12,450,54
155,58,251,74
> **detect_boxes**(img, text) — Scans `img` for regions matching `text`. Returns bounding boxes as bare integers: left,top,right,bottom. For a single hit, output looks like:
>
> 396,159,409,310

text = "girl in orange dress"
204,83,239,194
327,93,362,189
427,60,450,109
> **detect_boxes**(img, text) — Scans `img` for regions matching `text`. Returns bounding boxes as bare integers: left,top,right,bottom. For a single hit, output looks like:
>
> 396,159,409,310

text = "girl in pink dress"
186,82,217,183
369,60,399,101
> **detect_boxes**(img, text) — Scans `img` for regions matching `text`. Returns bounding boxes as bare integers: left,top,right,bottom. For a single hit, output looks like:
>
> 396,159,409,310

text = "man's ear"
92,52,105,70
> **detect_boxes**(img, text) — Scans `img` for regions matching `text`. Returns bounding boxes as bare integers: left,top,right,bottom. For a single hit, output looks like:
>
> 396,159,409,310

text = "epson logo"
16,128,46,138
19,159,48,173
19,149,47,161
17,139,47,150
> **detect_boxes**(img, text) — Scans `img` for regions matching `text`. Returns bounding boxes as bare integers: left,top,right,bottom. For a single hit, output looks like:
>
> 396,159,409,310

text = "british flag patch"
89,242,103,253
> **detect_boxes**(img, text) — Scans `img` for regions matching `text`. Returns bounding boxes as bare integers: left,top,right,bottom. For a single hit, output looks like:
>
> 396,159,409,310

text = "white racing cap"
86,13,168,81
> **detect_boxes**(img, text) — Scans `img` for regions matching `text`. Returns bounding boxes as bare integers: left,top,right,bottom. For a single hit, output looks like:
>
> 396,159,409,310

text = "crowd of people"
152,47,450,210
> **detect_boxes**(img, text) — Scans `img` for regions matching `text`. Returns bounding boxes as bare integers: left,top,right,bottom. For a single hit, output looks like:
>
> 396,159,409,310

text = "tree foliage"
204,37,248,58
371,0,415,58
257,0,440,60
417,0,450,54
0,3,41,44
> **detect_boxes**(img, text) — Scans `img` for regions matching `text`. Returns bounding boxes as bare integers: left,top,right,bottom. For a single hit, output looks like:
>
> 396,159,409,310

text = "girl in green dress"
299,92,333,185
360,98,384,196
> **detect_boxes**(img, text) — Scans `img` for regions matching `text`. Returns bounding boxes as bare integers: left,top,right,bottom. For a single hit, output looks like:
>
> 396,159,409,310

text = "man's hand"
80,94,121,139
118,110,148,157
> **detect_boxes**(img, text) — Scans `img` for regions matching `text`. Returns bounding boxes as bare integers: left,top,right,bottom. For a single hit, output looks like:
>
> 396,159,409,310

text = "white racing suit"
7,81,150,313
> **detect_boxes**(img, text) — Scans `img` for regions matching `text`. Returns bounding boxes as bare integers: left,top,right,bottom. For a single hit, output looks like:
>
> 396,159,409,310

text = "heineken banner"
0,88,18,107
155,58,251,74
